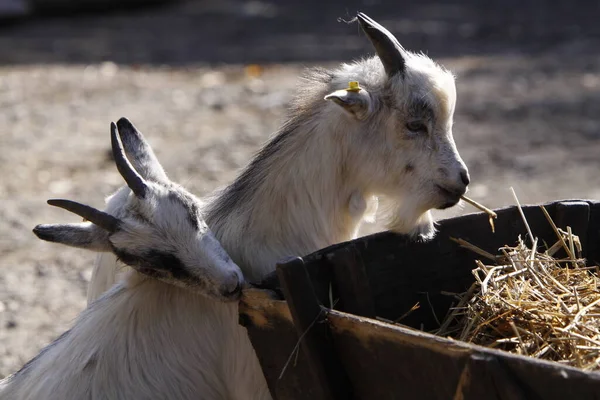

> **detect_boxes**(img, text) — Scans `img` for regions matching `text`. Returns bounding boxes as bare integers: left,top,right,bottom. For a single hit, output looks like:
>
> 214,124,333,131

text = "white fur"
82,53,467,399
0,121,265,399
2,17,469,400
1,274,268,400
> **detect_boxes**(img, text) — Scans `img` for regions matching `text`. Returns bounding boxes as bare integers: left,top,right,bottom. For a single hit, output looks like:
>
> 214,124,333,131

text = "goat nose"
221,281,243,299
220,270,245,299
460,168,470,186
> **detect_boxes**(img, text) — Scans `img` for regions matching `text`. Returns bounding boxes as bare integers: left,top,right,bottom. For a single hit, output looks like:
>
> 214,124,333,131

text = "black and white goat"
12,12,470,400
0,123,268,399
91,13,469,298
87,13,470,399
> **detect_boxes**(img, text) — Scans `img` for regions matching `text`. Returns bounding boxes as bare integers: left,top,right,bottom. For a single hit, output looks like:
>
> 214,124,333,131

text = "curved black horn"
357,12,406,77
48,199,120,232
110,122,148,198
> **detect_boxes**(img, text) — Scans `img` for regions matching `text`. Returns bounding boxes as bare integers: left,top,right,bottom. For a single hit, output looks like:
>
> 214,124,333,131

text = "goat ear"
115,117,169,184
324,88,372,120
33,223,111,252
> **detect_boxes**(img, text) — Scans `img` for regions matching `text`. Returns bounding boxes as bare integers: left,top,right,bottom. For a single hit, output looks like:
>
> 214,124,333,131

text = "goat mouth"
435,185,462,209
219,281,244,301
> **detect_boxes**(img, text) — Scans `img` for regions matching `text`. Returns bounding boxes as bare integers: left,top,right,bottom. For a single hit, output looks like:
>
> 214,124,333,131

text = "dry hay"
437,202,600,371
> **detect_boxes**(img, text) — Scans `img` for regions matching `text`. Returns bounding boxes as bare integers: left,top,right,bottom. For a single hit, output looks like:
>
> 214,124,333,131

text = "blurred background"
0,0,599,378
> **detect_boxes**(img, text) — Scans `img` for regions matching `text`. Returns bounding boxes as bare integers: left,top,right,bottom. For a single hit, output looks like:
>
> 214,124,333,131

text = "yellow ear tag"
346,81,361,92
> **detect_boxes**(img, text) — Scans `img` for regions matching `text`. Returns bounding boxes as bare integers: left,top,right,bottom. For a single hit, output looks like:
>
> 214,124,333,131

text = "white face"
326,56,469,234
322,13,470,236
108,183,245,301
382,63,468,212
33,118,244,302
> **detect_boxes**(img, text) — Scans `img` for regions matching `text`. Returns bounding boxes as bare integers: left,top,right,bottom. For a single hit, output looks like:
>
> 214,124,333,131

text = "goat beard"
376,196,436,240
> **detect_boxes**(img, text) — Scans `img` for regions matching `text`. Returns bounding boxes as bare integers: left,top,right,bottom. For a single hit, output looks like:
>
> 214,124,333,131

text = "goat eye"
406,121,427,133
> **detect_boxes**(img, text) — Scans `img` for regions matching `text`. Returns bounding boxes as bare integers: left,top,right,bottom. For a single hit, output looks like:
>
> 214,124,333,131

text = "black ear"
357,12,406,77
33,223,111,252
116,118,169,184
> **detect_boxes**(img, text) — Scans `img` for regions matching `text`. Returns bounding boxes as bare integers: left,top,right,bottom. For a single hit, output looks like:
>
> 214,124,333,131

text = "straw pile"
437,205,600,371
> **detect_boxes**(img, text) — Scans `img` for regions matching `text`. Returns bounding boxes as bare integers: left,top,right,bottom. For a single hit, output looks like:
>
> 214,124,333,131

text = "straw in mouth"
460,195,497,233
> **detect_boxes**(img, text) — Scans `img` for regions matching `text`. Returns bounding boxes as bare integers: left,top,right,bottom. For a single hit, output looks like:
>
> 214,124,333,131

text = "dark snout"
435,165,470,209
219,269,245,300
459,168,470,186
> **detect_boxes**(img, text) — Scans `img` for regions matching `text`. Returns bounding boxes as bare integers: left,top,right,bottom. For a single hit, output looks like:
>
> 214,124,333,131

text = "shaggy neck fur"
205,69,375,281
2,273,268,400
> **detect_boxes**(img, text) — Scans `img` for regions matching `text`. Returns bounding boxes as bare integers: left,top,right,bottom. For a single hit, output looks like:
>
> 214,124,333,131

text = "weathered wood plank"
243,200,600,399
555,201,590,259
327,309,600,400
239,288,319,400
328,245,376,318
253,200,600,329
454,353,530,400
586,201,600,266
298,200,600,330
328,310,468,399
276,257,354,400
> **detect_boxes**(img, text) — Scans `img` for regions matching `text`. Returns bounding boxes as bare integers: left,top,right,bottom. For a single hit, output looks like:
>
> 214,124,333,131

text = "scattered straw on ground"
438,204,600,371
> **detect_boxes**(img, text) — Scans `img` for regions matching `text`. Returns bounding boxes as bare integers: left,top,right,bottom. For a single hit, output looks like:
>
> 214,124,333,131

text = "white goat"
0,122,269,399
6,12,470,400
90,13,469,297
87,13,469,399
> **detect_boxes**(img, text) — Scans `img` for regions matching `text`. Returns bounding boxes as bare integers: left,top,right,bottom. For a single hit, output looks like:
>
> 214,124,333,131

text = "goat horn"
47,199,120,233
357,12,406,77
110,122,148,198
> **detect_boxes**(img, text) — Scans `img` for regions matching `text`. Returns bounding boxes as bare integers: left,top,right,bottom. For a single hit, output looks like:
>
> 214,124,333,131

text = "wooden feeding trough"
238,199,600,400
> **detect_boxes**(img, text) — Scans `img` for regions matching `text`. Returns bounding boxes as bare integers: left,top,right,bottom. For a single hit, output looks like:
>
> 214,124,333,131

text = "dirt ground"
1,0,599,378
